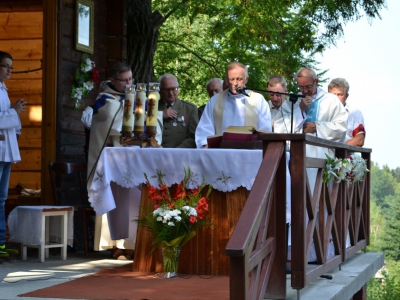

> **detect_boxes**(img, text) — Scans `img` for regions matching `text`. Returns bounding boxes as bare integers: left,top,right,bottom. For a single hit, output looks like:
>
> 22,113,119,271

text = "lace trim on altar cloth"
88,148,262,215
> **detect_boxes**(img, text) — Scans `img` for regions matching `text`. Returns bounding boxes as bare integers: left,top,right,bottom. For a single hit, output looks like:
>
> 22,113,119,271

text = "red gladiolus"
198,197,207,206
168,203,175,209
176,181,184,191
147,185,157,194
154,204,160,210
173,189,186,200
197,211,205,220
191,187,200,196
189,215,197,224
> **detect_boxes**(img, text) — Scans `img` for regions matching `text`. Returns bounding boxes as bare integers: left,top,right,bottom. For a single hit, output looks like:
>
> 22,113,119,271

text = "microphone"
236,86,250,97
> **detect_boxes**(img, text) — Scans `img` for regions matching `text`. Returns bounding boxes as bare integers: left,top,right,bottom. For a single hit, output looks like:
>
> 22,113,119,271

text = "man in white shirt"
0,51,26,258
293,68,348,262
328,78,365,146
195,62,272,148
267,75,299,134
294,68,348,158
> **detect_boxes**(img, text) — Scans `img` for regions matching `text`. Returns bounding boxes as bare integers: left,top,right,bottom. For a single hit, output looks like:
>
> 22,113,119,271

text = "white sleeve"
293,105,305,133
195,99,216,148
257,95,272,131
81,106,93,129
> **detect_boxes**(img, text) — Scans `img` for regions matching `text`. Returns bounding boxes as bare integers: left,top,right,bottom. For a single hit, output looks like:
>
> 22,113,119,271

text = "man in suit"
158,74,198,148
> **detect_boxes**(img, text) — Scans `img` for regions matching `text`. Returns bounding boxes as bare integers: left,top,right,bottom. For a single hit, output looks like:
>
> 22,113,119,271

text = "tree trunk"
126,0,164,84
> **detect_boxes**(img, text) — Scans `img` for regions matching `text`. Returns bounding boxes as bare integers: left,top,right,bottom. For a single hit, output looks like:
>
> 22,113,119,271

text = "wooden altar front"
87,148,262,276
133,186,248,275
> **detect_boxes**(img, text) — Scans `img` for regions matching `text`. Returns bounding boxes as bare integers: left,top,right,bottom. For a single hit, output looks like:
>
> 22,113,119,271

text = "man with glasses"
0,51,26,258
85,62,137,260
158,74,199,148
294,67,347,154
86,62,133,173
195,62,272,148
328,78,365,147
293,67,347,262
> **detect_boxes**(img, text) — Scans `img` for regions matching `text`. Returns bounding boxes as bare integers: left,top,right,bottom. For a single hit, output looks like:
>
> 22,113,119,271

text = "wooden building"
0,0,127,204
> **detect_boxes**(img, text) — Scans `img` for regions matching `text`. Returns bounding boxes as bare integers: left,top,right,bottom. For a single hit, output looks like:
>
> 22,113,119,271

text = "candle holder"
120,84,136,146
120,83,162,148
134,83,147,138
146,82,160,138
122,84,136,133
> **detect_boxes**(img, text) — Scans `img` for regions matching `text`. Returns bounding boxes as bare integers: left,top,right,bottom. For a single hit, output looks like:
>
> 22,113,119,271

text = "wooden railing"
226,134,372,300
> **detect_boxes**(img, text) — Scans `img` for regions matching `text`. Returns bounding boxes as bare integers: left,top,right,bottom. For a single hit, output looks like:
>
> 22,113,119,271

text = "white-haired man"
195,62,272,148
293,67,348,262
328,78,365,147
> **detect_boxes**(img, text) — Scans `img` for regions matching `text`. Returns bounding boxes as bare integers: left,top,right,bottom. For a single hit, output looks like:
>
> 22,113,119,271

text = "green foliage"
368,269,400,300
368,162,400,297
371,162,396,209
127,0,386,107
380,187,400,261
368,200,385,252
391,167,400,183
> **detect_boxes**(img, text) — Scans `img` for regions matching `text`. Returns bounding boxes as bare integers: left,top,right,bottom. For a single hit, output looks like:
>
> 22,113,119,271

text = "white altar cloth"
88,148,263,215
8,206,74,246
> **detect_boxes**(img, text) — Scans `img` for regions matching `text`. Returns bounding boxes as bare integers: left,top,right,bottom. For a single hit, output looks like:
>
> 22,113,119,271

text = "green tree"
368,200,385,252
381,187,400,261
368,269,400,300
391,167,400,183
126,0,386,106
371,162,396,209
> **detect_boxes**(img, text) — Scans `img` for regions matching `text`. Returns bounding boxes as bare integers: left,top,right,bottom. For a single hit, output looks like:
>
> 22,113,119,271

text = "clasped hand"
12,99,27,114
299,95,312,111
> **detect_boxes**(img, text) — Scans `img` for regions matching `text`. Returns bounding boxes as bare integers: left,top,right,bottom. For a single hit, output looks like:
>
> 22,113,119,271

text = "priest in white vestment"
294,68,348,161
266,75,301,264
328,78,365,147
293,68,348,262
85,63,138,258
195,62,272,148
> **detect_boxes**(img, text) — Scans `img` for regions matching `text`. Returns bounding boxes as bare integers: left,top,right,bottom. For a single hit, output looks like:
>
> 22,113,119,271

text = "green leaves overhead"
127,0,386,106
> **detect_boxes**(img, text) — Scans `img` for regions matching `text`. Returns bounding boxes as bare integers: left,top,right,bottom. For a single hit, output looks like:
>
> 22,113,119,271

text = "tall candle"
146,83,160,131
134,83,146,133
122,84,136,132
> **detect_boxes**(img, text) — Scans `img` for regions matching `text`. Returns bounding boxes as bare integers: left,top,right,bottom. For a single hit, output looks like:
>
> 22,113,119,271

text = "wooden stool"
8,206,74,262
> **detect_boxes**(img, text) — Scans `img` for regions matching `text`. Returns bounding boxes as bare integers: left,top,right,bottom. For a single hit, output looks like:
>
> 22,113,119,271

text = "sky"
315,0,400,170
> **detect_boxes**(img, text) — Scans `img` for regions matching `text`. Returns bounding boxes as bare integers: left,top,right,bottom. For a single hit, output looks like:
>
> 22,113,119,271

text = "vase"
162,245,181,278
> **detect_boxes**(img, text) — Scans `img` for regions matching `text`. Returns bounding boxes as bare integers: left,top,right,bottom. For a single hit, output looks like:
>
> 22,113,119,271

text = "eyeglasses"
268,92,284,98
297,79,316,91
228,77,245,83
114,77,132,83
0,64,13,71
160,87,179,93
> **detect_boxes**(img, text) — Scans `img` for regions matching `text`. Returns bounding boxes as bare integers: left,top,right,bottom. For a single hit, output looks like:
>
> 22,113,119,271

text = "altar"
88,147,262,275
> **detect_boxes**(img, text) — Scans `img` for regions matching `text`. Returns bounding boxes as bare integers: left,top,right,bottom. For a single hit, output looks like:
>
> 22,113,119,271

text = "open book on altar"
207,126,273,149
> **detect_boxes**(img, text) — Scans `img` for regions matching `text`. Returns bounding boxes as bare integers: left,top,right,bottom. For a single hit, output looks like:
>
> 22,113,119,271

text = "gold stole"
213,90,259,135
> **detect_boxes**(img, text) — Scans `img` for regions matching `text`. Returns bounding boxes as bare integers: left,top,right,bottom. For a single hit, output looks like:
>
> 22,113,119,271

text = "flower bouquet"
323,153,369,183
137,167,213,278
71,53,99,108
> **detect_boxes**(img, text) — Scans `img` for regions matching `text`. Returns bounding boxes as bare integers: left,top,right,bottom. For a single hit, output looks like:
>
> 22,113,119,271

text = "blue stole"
305,95,323,122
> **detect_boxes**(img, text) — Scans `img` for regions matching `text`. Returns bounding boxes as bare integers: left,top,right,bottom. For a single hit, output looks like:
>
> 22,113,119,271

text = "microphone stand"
239,86,305,133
